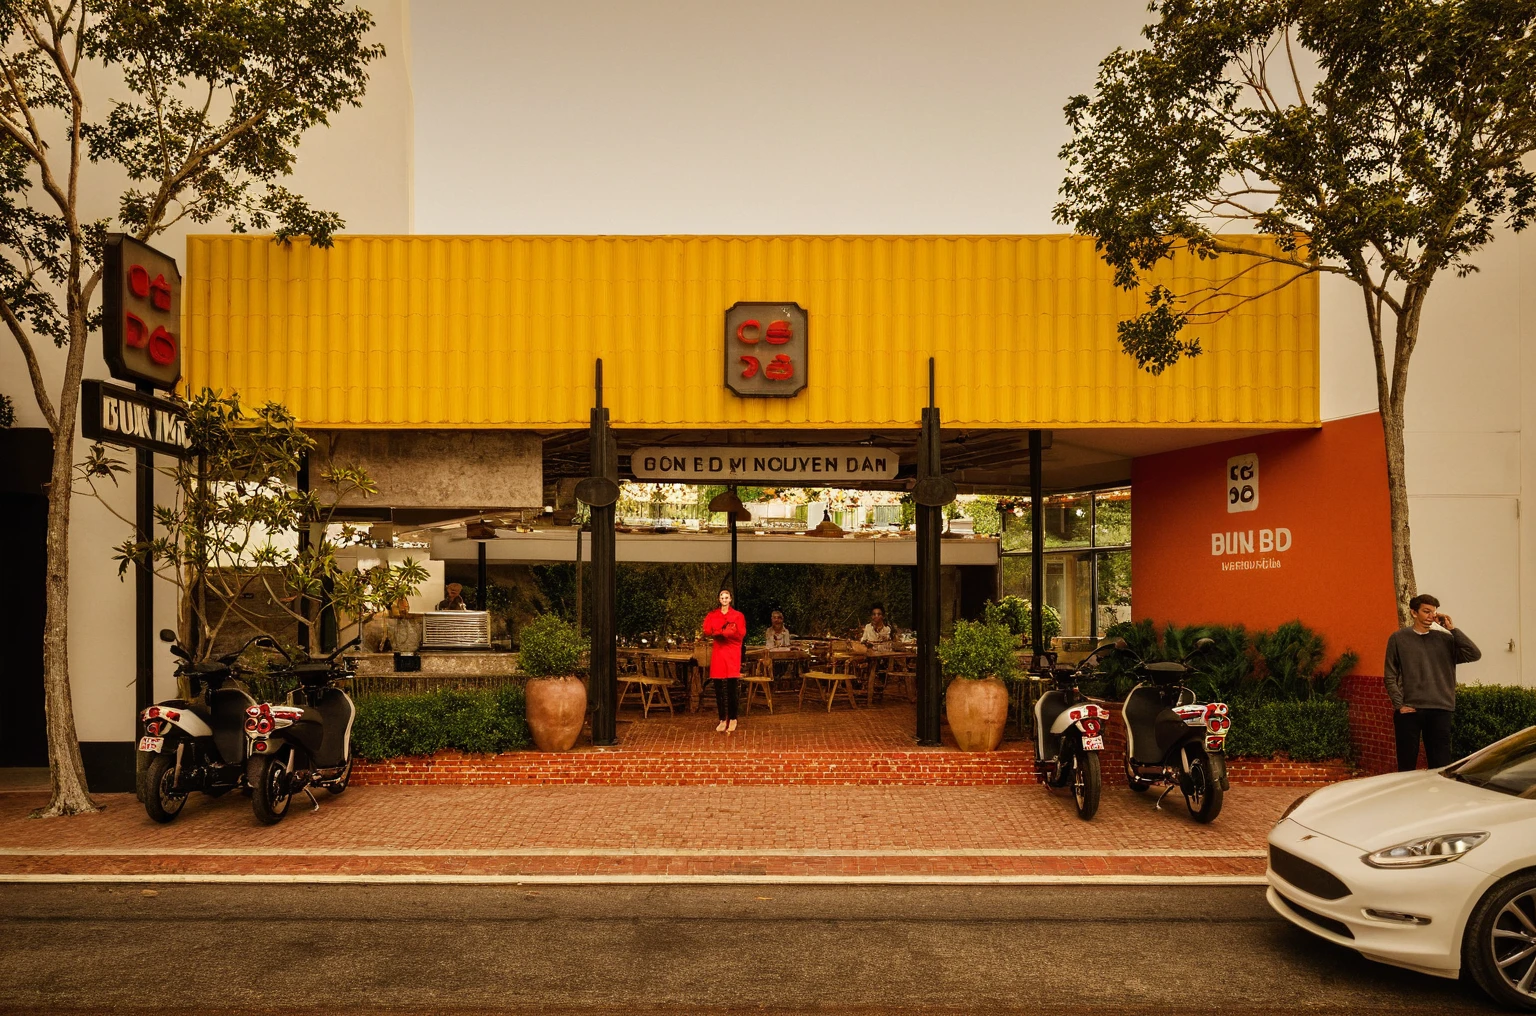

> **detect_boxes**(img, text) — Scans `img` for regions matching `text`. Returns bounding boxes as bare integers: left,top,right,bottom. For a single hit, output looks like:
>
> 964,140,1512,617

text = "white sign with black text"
1226,453,1258,512
630,445,899,485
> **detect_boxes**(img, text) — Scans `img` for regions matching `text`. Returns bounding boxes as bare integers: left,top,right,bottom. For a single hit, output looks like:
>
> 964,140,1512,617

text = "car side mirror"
159,629,177,643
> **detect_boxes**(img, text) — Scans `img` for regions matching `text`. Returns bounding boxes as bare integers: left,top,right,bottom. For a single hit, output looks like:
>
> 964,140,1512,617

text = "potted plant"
938,620,1017,751
519,615,588,752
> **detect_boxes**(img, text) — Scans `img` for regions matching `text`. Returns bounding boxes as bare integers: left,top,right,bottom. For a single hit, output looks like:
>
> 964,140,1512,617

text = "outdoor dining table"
746,646,813,690
638,648,704,712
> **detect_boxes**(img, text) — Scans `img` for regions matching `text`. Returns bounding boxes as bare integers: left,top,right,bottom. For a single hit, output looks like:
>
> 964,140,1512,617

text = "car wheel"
1465,870,1536,1011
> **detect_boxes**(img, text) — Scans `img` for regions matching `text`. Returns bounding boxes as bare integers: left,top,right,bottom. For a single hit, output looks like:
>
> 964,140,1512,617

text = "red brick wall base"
353,745,1351,788
1340,673,1414,775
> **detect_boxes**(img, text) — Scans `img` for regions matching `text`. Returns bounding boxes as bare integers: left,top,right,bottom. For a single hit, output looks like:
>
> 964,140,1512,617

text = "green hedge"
1223,698,1352,762
351,685,530,761
1452,685,1536,760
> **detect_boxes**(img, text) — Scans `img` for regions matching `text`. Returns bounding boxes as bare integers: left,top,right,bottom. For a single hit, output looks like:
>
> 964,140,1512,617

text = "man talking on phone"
1384,593,1481,771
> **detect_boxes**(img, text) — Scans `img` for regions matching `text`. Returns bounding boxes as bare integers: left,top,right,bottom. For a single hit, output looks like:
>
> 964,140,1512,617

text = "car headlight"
1362,832,1489,869
1278,791,1313,822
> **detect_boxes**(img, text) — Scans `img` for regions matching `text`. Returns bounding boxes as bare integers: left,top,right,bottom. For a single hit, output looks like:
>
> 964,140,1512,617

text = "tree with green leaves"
0,1,382,816
1055,0,1536,622
78,389,427,665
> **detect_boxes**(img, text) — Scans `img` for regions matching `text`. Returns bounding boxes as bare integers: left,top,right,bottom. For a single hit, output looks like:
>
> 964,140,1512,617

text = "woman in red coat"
701,588,746,732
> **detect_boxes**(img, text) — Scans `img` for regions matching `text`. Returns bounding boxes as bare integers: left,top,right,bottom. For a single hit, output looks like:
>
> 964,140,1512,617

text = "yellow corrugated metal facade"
183,235,1318,430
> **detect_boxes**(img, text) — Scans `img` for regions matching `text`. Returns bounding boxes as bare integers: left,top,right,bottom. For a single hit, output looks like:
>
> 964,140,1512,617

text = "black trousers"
714,678,739,721
1394,708,1454,771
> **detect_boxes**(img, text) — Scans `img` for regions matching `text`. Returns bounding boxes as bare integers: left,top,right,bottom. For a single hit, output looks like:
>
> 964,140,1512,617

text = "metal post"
588,360,618,746
728,484,739,595
574,522,583,631
134,386,154,715
1030,429,1045,658
915,359,944,747
1088,492,1098,642
477,540,488,613
296,452,311,651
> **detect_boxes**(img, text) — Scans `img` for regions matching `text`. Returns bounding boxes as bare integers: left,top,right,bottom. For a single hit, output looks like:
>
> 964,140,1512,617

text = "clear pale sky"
410,0,1143,234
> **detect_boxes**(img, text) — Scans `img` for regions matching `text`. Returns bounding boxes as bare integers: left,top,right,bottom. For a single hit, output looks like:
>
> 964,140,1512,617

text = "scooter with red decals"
1032,645,1115,820
1115,637,1232,823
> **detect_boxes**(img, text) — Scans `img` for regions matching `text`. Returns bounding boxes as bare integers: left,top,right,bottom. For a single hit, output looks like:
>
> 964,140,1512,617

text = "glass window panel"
1042,550,1094,638
1043,493,1092,549
1093,487,1131,546
1001,555,1032,600
1096,549,1132,634
999,505,1033,552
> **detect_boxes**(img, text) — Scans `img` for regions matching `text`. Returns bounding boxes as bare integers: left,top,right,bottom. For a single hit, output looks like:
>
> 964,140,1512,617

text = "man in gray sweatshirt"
1384,593,1481,771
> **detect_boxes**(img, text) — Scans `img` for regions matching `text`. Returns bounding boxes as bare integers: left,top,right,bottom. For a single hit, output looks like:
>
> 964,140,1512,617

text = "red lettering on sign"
128,265,150,298
148,327,177,366
765,321,792,344
739,355,761,379
125,313,148,348
736,319,761,344
149,274,172,311
764,354,794,381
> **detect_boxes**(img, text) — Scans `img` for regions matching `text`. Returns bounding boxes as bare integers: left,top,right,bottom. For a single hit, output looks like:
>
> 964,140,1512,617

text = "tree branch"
0,295,58,431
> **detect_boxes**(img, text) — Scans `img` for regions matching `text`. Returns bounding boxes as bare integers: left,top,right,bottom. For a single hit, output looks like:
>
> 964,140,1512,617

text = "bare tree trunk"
36,319,97,817
1380,404,1417,626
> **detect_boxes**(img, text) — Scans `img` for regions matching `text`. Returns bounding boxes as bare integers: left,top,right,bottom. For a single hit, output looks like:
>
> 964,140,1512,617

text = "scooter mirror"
1196,637,1215,650
159,629,177,643
1113,638,1130,651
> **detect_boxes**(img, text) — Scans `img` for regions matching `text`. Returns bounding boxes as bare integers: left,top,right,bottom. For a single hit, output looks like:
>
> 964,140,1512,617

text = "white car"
1266,725,1536,1010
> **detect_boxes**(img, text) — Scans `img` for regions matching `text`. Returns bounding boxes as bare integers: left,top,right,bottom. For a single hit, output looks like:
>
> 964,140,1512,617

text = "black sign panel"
725,301,808,398
102,234,182,390
80,380,193,458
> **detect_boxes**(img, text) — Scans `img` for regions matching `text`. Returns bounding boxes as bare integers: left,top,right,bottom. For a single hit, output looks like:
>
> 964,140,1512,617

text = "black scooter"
245,639,359,825
1032,647,1114,820
1116,637,1232,823
138,630,271,823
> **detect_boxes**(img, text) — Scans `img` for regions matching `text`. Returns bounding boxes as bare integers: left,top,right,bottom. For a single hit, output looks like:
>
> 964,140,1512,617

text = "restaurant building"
1,1,1530,788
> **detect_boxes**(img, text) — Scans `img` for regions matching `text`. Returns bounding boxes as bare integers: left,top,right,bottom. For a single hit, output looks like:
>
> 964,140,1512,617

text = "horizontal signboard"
630,446,899,485
80,379,193,458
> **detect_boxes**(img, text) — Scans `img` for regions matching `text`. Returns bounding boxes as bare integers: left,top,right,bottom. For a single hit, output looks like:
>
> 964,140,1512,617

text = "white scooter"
1115,637,1232,823
1032,646,1114,820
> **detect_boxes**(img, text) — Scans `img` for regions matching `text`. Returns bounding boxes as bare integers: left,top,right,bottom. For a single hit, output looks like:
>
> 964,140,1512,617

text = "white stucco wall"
0,1,414,745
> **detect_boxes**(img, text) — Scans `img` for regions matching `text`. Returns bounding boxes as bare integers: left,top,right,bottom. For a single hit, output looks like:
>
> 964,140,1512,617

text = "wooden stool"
798,670,860,711
741,658,775,715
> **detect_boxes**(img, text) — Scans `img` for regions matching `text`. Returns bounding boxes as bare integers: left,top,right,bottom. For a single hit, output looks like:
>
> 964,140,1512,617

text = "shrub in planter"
1452,685,1536,760
982,595,1061,644
938,620,1017,752
352,684,530,761
519,614,588,752
1223,698,1352,762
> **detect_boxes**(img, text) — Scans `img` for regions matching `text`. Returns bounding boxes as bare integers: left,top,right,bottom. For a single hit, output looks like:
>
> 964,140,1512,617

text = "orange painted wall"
1130,412,1399,670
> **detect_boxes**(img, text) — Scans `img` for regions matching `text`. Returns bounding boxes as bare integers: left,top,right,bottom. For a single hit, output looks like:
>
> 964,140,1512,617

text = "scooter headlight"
1363,832,1489,869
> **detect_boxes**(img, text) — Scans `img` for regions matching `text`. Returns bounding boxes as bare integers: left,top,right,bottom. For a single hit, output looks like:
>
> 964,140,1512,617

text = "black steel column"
296,452,311,651
1029,429,1045,658
134,385,154,715
914,359,951,747
728,485,739,594
584,360,619,746
477,541,488,611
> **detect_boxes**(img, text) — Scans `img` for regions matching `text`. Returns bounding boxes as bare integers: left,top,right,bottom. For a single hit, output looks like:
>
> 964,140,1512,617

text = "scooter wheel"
1184,749,1224,823
142,753,186,824
1125,759,1150,793
248,754,292,826
1072,751,1101,821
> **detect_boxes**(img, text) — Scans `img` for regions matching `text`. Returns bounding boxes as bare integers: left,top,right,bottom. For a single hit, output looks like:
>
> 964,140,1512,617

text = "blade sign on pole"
102,234,182,391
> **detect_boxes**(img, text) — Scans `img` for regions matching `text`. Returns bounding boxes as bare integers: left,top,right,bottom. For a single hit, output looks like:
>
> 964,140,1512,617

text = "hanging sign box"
631,446,898,485
102,234,182,390
80,379,193,458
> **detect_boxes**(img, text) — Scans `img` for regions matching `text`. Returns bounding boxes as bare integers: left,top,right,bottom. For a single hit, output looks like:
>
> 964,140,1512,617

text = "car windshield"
1444,727,1536,799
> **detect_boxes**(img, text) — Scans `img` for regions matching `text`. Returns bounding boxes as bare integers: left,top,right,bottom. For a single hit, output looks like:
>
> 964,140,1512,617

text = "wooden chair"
740,656,775,715
798,653,861,712
872,653,916,704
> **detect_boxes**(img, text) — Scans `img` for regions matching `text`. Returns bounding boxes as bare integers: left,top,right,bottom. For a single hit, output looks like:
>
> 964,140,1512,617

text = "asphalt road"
0,883,1503,1015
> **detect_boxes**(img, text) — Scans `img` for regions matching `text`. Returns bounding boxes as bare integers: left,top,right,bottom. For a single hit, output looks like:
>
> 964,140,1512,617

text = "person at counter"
861,604,894,648
764,610,795,649
437,582,468,610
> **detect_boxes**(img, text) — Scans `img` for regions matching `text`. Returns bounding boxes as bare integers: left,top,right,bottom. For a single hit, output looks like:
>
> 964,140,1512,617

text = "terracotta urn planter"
945,676,1009,752
525,676,587,752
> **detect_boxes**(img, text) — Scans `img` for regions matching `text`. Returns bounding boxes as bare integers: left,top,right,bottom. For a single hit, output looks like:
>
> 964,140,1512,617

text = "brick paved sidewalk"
0,781,1313,880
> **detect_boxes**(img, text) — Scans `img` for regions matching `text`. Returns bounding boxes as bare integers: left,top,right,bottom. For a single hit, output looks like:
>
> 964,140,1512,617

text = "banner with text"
80,379,193,458
630,446,900,485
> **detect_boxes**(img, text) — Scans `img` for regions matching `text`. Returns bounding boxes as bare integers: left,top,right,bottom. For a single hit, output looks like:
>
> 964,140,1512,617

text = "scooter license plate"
137,736,164,753
1081,735,1104,751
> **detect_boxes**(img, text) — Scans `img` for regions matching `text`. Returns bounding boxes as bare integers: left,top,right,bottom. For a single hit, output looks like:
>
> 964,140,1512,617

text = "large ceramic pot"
945,676,1009,752
388,617,422,654
525,676,588,752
